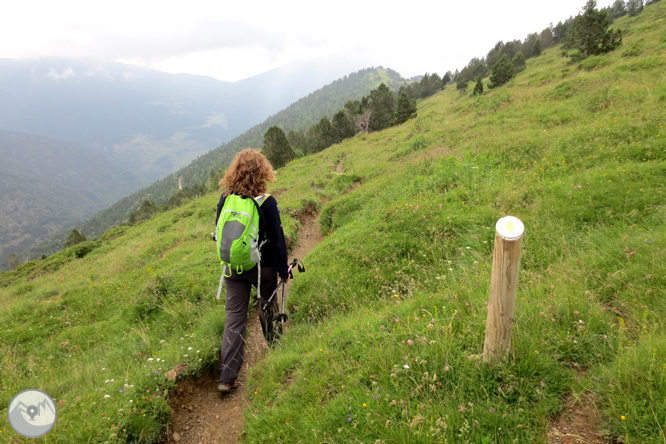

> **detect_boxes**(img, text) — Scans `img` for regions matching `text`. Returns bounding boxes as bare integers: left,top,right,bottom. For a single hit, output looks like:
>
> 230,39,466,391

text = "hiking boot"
217,381,240,394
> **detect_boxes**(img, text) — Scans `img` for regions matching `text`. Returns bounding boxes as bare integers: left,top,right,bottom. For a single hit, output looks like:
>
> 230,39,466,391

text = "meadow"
1,2,665,442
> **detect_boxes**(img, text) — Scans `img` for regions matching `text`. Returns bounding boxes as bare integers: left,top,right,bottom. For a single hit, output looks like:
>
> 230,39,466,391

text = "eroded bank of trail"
161,210,323,444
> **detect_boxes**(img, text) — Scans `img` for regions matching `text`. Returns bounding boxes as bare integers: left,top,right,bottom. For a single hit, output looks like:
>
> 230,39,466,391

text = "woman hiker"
214,149,290,394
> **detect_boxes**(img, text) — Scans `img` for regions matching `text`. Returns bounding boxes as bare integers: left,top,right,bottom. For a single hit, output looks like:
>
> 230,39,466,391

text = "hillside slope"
0,2,665,443
0,129,145,268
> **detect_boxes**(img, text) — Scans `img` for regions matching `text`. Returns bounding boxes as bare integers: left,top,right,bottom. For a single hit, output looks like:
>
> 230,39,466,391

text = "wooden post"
483,216,524,366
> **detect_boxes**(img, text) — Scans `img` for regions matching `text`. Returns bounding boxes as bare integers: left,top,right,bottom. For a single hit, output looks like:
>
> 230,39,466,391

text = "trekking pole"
265,258,305,322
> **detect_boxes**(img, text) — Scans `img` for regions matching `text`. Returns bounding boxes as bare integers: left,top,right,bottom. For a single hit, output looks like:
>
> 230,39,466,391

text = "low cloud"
46,67,76,80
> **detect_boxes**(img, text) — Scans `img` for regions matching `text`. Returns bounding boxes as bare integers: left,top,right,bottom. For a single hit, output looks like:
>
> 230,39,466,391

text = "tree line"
261,73,452,168
454,0,655,95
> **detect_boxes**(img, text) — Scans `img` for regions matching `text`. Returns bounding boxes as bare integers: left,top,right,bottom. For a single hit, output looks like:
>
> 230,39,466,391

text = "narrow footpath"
161,210,323,444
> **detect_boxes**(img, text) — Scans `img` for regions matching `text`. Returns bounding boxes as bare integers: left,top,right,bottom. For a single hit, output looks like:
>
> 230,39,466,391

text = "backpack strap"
240,195,268,240
241,195,269,299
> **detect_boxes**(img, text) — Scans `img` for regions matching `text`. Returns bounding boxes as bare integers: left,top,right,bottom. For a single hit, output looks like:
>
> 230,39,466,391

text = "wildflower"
621,415,626,421
404,364,410,369
407,340,413,345
458,405,467,412
363,403,367,408
104,395,111,399
444,365,450,371
148,358,154,361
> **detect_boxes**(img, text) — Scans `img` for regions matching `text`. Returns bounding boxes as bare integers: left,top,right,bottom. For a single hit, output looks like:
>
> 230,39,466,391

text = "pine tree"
262,126,295,168
523,33,542,58
369,83,395,132
553,19,573,44
287,130,307,156
393,92,417,125
488,54,516,89
512,52,527,72
64,229,87,247
564,0,622,59
472,77,484,96
540,27,554,48
442,71,453,85
626,0,643,16
308,117,335,153
456,78,468,94
610,0,627,17
129,201,158,225
458,58,488,83
331,110,355,143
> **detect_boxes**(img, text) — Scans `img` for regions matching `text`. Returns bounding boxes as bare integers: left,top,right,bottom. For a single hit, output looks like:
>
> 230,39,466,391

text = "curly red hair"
220,149,276,196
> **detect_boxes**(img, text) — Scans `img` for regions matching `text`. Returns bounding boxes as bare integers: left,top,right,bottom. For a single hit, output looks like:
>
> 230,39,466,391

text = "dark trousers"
219,265,277,384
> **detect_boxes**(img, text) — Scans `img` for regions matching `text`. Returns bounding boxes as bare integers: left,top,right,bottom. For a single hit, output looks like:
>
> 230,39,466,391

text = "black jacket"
215,193,289,279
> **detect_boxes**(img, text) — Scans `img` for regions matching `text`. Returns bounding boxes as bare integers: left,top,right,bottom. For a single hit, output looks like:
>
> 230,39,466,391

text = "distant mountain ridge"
0,57,366,182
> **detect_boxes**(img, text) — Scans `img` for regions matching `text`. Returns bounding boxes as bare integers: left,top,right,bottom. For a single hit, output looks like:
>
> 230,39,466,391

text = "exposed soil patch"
548,393,607,444
332,153,346,174
161,210,323,444
290,209,322,261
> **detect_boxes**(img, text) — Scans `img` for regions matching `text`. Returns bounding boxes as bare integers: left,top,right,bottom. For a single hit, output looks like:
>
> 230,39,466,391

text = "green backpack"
215,194,270,277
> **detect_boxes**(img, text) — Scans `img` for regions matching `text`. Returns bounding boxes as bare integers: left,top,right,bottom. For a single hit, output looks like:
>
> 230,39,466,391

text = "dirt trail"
548,392,607,444
162,211,322,444
161,207,603,444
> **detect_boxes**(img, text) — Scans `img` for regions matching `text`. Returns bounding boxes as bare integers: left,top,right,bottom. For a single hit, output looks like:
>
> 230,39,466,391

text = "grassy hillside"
1,3,665,443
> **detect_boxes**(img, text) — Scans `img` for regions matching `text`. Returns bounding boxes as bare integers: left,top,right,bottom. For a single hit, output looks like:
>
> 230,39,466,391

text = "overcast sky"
1,0,615,83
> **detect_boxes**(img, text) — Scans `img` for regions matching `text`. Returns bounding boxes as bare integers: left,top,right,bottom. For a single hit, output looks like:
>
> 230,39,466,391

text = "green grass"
1,2,666,442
